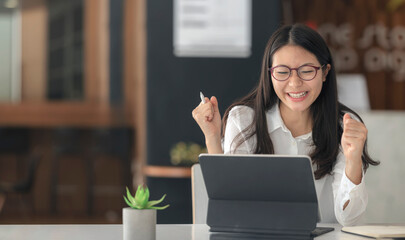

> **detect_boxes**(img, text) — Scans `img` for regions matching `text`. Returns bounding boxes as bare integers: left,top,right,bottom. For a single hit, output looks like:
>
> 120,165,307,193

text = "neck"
279,103,312,138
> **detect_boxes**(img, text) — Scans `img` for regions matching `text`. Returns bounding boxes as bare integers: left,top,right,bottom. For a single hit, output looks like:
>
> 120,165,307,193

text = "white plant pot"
123,207,156,240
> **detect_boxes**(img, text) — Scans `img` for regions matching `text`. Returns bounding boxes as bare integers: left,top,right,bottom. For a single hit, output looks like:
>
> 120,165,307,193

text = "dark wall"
147,0,282,166
146,0,281,223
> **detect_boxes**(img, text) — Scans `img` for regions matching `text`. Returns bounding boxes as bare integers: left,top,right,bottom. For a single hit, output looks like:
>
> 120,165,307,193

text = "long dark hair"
222,24,379,180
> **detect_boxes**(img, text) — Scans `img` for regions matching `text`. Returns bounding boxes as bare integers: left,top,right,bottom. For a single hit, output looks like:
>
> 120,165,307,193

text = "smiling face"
271,44,330,116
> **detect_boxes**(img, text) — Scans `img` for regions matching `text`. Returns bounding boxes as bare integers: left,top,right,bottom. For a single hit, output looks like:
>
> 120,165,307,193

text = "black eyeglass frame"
268,64,325,81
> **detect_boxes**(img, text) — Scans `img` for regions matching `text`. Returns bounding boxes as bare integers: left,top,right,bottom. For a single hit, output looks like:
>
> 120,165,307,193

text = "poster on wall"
173,0,252,58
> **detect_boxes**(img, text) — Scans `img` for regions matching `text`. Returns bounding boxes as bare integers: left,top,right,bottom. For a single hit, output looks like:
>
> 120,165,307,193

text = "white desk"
0,223,372,240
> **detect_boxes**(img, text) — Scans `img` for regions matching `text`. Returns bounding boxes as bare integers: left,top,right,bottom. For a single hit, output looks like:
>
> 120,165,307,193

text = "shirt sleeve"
223,106,256,154
332,150,368,226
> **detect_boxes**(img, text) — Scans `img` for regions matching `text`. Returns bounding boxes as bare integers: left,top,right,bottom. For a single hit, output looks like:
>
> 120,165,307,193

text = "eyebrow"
273,63,317,67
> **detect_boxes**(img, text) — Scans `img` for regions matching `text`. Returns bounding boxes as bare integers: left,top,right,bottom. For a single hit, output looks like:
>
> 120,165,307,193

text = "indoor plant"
123,185,169,240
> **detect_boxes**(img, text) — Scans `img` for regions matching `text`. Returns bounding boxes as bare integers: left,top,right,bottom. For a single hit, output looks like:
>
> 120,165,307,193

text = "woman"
192,24,379,226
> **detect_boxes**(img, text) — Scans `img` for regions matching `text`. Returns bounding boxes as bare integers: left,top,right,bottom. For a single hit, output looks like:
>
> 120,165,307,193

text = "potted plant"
123,185,169,240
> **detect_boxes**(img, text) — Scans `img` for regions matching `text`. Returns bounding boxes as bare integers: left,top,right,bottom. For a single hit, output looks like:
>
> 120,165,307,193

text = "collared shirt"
223,104,367,226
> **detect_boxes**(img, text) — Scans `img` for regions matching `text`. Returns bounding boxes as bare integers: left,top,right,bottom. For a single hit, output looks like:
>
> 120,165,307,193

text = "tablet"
199,154,327,237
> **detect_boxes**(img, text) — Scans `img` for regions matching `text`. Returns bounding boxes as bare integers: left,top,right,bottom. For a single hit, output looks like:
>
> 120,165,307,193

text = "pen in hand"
200,91,206,104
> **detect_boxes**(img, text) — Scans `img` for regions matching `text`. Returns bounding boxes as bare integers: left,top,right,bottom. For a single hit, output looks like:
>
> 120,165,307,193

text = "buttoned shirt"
223,104,367,226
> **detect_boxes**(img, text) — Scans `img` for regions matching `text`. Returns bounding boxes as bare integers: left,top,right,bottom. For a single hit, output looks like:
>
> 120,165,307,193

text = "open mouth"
287,91,308,99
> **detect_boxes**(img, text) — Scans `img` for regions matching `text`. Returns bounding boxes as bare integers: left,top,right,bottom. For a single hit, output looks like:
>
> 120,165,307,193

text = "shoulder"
224,105,256,154
227,105,255,128
229,105,254,117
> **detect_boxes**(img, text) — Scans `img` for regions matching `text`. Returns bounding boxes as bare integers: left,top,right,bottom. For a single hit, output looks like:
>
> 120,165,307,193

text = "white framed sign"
173,0,252,58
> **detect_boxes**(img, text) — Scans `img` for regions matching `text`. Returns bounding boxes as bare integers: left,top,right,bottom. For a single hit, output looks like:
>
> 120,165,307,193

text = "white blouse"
223,104,367,226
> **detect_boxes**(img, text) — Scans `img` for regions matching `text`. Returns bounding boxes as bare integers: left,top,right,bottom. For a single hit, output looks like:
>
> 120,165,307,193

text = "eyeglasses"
269,65,324,81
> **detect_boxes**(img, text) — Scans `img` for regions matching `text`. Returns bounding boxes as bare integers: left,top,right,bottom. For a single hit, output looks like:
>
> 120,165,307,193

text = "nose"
288,69,303,87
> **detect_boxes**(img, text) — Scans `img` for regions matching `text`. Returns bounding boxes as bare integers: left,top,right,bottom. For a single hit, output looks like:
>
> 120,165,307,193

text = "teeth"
288,92,307,98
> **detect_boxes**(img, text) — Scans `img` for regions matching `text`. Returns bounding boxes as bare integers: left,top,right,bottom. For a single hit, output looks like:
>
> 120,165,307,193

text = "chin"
283,101,312,113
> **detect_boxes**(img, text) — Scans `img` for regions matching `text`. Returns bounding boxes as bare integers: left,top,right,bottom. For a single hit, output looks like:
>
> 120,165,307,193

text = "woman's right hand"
192,96,223,153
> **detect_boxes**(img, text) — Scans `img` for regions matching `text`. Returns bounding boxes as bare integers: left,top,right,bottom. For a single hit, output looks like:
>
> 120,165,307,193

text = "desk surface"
0,223,372,240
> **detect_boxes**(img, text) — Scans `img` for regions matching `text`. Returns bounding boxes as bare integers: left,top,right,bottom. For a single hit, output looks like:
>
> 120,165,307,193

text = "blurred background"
0,0,404,225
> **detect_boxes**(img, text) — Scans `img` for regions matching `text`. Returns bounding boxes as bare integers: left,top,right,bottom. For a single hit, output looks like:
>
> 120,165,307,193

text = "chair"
359,112,405,223
0,154,40,213
0,128,40,214
191,164,208,224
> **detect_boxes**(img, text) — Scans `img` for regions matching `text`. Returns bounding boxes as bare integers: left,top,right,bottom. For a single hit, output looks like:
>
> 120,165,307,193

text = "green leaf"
144,186,150,204
123,196,134,208
134,185,150,209
126,187,136,205
143,189,149,208
140,187,149,208
150,204,170,210
146,194,166,208
123,185,168,210
132,205,142,210
134,185,143,204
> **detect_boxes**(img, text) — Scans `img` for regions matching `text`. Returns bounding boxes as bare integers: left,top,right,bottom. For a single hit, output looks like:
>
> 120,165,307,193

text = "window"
47,0,83,100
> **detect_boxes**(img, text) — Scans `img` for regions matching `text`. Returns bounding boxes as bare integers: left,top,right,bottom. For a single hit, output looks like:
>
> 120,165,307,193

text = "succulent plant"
123,185,169,210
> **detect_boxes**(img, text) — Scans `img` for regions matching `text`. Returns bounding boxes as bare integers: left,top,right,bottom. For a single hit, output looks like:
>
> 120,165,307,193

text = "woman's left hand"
341,113,367,162
341,113,367,184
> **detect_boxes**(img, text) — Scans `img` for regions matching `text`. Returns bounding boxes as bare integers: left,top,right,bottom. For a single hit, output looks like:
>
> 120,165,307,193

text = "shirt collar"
267,103,289,133
266,103,312,140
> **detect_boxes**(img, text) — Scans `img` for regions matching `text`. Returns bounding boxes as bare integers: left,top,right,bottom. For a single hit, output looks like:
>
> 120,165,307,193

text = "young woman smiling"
192,24,379,226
